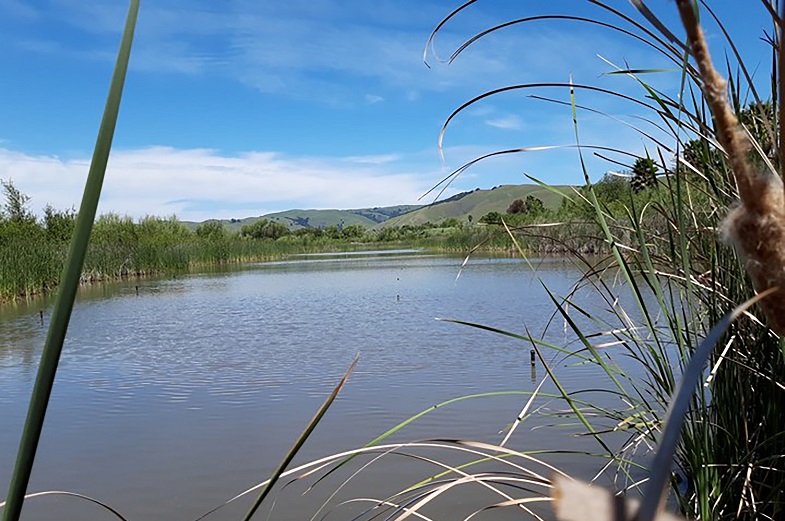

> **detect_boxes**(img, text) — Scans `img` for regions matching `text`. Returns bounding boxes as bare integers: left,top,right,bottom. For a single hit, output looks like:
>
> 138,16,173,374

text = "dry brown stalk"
551,476,684,521
677,0,785,335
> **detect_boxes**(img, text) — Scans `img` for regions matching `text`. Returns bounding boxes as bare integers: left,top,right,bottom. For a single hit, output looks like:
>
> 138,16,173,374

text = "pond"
0,252,644,520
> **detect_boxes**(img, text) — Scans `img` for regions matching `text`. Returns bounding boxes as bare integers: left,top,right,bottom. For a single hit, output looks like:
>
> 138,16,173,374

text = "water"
0,253,645,520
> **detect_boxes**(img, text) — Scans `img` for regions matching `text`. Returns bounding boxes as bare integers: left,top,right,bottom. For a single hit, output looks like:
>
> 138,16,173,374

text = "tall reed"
425,1,785,519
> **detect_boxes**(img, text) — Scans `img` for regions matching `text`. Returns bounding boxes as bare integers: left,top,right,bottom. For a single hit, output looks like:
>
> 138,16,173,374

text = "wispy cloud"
486,115,523,130
364,94,384,104
30,0,668,104
0,146,433,222
344,154,400,165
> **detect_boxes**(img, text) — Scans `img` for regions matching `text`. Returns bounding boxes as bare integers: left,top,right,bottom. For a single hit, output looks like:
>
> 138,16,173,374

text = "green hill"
184,185,572,232
378,184,571,228
264,209,378,229
184,204,421,232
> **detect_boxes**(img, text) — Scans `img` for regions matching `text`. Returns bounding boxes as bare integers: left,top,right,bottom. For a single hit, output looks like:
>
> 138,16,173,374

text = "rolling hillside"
185,185,573,232
185,204,421,232
378,184,572,228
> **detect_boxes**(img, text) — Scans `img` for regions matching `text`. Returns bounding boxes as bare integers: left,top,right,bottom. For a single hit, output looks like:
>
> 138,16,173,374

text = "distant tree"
195,220,226,241
479,211,503,224
507,198,526,214
523,195,545,216
439,218,462,228
507,195,545,216
1,179,35,224
341,224,366,239
43,204,76,242
323,225,342,239
558,174,632,220
92,213,138,245
241,218,290,240
630,157,658,193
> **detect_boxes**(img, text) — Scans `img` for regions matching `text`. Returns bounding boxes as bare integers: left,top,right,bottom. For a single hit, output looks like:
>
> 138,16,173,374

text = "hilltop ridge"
184,184,571,231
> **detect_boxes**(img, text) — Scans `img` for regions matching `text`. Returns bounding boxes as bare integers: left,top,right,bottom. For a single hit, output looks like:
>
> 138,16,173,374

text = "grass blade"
0,491,130,521
1,3,139,520
240,354,359,521
636,289,776,521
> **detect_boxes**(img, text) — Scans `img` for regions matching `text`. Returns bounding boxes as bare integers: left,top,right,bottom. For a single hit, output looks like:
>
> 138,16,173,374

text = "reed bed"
421,1,785,519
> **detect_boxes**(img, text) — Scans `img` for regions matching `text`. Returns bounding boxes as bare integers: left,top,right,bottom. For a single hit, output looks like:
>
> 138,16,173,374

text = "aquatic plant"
420,0,785,519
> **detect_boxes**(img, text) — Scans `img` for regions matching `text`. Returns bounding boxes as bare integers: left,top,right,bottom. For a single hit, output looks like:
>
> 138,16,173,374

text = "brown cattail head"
677,0,785,334
722,175,785,335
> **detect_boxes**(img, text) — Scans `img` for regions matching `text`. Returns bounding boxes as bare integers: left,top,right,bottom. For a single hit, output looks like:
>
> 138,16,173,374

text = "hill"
378,184,571,228
184,185,572,232
184,204,421,232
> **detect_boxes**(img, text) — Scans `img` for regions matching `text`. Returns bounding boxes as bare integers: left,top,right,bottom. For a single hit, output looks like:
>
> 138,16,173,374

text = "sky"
0,0,775,222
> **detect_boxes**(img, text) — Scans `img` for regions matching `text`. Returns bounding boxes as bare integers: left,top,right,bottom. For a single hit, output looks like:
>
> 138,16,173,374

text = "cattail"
677,0,785,335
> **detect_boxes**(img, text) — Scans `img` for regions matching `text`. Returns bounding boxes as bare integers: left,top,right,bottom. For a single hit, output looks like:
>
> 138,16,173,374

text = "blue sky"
0,0,774,221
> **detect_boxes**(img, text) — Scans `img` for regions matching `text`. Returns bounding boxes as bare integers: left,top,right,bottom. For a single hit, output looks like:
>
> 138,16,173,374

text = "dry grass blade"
0,491,129,521
422,0,477,66
393,474,540,521
332,498,436,521
463,497,553,521
198,440,562,521
240,354,359,521
500,375,549,447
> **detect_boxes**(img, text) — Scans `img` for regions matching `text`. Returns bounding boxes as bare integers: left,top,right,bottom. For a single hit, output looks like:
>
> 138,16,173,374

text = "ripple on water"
0,256,648,521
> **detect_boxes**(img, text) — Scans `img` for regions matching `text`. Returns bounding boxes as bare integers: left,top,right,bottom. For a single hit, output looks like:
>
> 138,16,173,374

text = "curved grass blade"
198,440,559,521
1,3,139,520
305,391,533,492
240,354,359,521
422,0,478,67
448,14,685,73
437,82,659,156
0,491,129,521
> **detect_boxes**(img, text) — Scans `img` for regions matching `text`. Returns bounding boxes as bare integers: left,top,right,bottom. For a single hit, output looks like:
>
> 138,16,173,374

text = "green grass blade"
240,354,359,521
1,3,139,521
636,290,775,521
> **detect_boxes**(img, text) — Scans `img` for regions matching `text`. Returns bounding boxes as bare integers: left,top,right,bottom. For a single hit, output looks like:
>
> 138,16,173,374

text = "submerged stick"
677,0,785,335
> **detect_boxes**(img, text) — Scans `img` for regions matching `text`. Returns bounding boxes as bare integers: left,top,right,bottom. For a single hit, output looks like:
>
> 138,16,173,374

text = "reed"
422,1,785,519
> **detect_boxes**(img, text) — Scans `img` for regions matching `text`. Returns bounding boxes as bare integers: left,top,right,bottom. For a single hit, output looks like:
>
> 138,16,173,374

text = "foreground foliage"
423,1,785,520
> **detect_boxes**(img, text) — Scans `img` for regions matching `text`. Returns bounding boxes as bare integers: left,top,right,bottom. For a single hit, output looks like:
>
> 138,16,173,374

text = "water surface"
0,253,642,520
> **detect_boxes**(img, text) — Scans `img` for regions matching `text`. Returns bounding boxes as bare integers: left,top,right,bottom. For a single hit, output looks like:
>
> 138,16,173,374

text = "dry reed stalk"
552,476,683,521
677,0,785,335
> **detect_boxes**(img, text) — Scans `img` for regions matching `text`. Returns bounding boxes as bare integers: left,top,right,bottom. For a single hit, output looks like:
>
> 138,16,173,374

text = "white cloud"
0,147,433,222
344,154,400,165
364,94,384,104
485,115,522,130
